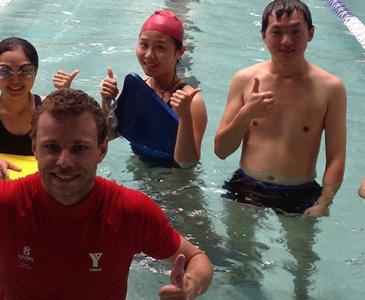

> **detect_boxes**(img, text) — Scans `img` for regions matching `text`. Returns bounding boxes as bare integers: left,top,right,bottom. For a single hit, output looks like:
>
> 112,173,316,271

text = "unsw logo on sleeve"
17,245,35,270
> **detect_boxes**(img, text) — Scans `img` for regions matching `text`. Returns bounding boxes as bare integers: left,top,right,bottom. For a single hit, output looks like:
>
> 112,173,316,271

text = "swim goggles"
105,97,119,137
0,64,36,78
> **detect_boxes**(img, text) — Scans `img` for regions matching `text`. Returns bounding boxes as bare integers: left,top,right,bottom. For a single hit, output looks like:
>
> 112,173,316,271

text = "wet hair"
261,0,313,33
172,38,183,51
31,89,108,145
0,37,39,70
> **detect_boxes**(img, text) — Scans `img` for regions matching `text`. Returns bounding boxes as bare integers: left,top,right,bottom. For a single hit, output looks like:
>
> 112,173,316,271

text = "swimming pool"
1,0,365,299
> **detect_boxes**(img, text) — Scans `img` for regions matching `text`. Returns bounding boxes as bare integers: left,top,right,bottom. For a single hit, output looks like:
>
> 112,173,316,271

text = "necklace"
147,76,182,102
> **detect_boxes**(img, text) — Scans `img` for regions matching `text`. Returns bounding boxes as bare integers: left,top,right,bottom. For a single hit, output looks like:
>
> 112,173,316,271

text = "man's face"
262,10,314,60
32,111,107,206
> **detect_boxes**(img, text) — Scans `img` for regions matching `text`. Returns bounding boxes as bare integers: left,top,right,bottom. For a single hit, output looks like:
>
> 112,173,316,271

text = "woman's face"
0,47,37,98
136,30,184,78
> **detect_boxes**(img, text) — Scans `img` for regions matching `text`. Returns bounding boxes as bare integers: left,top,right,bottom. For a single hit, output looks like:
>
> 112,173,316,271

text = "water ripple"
345,252,365,266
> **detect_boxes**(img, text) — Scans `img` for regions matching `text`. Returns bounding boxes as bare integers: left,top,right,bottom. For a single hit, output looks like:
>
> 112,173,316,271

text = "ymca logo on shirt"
17,245,35,270
89,252,103,272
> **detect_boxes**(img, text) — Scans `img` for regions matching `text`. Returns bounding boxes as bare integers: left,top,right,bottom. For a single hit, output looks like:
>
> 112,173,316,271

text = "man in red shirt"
0,88,213,299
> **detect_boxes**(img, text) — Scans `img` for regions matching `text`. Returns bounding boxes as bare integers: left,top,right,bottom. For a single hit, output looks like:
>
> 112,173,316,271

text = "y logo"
89,252,103,272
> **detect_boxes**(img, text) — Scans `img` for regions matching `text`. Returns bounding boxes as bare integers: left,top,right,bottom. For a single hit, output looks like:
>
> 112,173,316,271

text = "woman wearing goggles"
0,37,77,179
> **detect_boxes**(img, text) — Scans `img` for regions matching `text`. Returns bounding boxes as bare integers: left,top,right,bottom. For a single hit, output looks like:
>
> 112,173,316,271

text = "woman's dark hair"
172,38,183,51
0,37,39,69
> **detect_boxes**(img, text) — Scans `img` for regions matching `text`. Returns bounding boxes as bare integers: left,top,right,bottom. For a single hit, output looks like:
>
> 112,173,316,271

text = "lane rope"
326,0,365,49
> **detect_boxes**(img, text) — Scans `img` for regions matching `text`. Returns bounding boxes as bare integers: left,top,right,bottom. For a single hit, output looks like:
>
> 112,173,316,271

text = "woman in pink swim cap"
101,10,207,168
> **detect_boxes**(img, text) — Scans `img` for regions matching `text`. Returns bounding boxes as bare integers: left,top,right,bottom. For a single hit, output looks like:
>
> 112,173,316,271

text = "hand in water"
159,254,195,300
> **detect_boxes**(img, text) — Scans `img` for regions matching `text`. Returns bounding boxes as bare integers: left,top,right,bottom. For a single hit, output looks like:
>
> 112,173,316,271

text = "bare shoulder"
310,64,345,90
310,64,346,107
309,66,346,132
232,61,269,83
181,84,207,125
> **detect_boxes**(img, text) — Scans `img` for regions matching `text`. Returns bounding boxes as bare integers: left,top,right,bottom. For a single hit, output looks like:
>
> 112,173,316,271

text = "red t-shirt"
0,173,180,300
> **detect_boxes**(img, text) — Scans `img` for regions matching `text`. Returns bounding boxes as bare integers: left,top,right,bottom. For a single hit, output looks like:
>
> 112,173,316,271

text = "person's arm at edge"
304,78,347,217
173,89,207,168
0,159,22,180
214,71,253,159
159,236,213,299
358,177,365,199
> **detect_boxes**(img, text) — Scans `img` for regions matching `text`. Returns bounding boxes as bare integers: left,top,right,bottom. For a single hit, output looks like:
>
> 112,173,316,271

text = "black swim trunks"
222,169,322,214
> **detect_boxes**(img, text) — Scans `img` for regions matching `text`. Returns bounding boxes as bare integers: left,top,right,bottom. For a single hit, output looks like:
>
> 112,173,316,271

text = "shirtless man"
214,0,346,217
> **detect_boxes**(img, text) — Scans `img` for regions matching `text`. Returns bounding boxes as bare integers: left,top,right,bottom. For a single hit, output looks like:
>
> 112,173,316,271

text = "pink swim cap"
140,10,184,42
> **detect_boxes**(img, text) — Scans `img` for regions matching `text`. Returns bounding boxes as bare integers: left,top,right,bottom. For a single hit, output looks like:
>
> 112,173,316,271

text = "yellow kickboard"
0,153,38,180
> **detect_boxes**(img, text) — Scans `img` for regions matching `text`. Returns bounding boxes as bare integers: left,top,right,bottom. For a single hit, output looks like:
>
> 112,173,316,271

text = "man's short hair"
31,89,108,145
261,0,313,33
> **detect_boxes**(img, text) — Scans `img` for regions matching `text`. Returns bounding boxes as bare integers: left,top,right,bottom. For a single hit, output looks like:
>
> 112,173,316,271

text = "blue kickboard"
114,73,179,160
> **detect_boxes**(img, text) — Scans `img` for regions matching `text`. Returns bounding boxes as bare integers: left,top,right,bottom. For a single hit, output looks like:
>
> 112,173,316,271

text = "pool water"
1,0,365,299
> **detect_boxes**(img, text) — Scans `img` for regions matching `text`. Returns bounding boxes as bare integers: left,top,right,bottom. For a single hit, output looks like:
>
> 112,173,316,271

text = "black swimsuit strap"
144,77,188,108
34,94,42,108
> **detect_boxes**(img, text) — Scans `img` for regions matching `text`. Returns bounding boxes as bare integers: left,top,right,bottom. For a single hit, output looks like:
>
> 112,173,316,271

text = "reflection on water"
123,150,321,299
219,200,320,299
124,154,222,253
123,153,227,296
280,216,319,299
165,0,202,87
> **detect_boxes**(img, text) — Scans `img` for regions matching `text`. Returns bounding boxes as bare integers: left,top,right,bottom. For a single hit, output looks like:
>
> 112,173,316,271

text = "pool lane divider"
326,0,365,50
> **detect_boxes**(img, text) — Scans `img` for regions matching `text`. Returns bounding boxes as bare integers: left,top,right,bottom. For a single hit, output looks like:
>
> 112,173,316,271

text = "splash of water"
0,0,12,11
